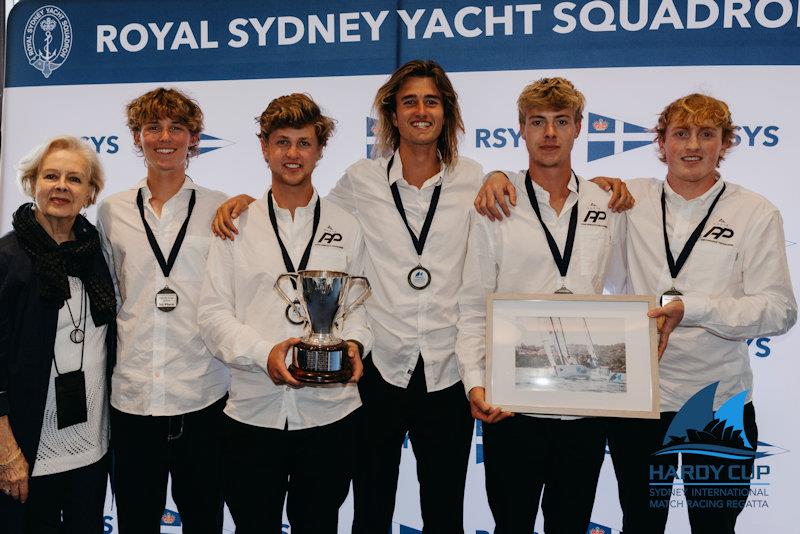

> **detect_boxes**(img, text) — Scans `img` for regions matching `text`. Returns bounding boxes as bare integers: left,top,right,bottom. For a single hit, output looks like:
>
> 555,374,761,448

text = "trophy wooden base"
290,340,351,384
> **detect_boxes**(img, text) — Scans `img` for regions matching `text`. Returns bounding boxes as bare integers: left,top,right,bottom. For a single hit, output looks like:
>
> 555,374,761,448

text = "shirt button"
408,369,413,374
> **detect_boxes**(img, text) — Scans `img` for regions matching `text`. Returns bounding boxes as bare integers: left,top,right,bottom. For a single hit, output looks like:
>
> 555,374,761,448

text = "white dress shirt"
96,178,230,416
327,151,484,391
33,277,108,476
457,171,625,415
625,177,796,412
198,190,372,430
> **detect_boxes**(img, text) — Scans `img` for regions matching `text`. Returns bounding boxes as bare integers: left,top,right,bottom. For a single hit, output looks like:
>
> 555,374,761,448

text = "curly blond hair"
257,93,336,147
517,77,585,124
126,87,204,157
655,94,735,165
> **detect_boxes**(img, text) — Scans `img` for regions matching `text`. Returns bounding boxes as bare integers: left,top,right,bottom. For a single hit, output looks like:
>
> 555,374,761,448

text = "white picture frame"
486,293,660,418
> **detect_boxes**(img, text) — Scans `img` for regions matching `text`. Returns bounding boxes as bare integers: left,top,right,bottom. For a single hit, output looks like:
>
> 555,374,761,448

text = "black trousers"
0,454,108,534
110,395,226,534
352,356,474,534
607,403,758,534
223,410,360,534
482,415,605,534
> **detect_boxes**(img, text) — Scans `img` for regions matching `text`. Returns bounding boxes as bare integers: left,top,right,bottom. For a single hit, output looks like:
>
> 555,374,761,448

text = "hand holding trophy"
274,270,370,384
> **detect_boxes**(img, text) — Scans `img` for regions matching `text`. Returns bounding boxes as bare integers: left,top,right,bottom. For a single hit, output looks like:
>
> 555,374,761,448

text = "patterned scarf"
12,203,116,326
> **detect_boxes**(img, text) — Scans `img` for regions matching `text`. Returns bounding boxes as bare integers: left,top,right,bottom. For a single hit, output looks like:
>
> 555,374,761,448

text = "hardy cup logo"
654,382,755,460
24,5,72,79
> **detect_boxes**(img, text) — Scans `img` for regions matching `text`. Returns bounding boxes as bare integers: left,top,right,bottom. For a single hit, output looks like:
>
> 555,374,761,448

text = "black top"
0,230,116,475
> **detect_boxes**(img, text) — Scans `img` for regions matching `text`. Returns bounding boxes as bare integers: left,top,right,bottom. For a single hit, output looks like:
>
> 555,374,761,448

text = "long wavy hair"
372,59,464,167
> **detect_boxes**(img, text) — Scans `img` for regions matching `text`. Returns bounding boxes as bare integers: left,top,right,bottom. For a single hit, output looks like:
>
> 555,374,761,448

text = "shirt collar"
527,170,580,199
663,173,725,206
133,175,197,202
263,188,320,219
387,149,447,189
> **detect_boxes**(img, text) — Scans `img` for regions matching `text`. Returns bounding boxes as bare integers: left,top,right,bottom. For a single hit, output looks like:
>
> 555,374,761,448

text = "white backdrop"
2,1,799,533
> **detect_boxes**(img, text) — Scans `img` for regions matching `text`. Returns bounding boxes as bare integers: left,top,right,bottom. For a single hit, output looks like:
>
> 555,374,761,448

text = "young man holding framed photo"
456,77,626,534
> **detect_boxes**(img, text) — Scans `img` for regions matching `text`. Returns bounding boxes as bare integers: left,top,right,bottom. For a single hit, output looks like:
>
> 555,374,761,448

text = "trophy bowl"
275,270,370,384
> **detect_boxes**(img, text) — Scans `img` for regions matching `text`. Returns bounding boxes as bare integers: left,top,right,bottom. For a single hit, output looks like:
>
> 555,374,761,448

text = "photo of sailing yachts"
514,316,627,393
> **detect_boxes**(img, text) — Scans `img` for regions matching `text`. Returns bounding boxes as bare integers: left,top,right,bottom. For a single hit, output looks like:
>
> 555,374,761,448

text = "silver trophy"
275,270,370,383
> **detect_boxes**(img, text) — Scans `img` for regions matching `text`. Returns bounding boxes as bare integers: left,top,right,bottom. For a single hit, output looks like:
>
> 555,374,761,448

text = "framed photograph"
486,293,659,418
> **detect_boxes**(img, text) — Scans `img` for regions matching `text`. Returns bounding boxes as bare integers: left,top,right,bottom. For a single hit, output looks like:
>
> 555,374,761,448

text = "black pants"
352,356,474,534
482,415,605,534
607,403,758,534
223,410,360,534
0,454,108,534
110,395,226,534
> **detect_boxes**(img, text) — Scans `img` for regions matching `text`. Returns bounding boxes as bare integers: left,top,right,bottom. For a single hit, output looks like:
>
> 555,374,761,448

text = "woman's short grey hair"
16,136,105,205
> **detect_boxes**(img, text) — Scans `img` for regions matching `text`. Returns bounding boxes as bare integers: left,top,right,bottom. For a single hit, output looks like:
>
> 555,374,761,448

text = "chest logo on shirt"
701,218,735,246
317,225,344,248
581,203,608,227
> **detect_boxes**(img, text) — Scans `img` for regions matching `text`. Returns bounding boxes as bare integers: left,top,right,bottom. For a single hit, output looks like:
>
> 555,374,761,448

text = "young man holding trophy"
197,93,372,534
211,61,632,533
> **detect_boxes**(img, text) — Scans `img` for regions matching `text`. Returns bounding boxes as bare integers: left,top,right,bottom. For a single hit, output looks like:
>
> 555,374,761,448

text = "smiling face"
392,76,445,151
520,107,581,171
262,124,322,189
33,148,93,224
660,120,728,188
134,117,199,176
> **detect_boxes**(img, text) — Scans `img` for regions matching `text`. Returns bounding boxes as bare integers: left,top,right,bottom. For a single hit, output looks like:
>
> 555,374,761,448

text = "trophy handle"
274,273,299,305
338,276,371,321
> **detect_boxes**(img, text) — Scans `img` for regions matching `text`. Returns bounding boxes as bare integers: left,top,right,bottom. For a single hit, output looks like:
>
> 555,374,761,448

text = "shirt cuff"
253,340,271,374
680,293,709,326
462,371,485,398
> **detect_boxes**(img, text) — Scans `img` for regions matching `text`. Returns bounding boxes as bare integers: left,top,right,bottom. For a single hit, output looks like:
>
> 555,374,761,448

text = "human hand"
211,194,256,240
647,299,685,360
0,422,29,503
590,177,635,212
469,387,514,423
346,341,364,383
474,172,516,221
267,338,302,387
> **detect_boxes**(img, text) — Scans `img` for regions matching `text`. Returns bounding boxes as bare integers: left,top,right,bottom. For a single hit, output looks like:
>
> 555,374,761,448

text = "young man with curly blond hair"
197,93,371,534
605,93,796,534
96,88,229,534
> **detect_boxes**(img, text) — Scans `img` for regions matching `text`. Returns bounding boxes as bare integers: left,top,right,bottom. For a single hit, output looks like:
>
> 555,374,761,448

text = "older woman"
0,136,116,533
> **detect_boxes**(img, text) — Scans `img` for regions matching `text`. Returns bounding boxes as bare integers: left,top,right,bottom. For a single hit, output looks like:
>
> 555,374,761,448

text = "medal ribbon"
136,189,196,279
524,171,579,279
267,190,321,276
387,156,442,258
661,183,726,280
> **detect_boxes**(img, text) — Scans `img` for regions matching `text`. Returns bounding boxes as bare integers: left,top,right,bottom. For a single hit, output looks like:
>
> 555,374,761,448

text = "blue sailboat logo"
653,382,756,460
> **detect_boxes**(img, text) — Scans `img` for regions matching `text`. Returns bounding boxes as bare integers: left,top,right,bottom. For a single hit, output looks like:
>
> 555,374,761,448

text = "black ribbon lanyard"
387,156,442,259
525,171,579,291
268,190,321,324
54,284,88,429
661,183,726,281
136,188,197,280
